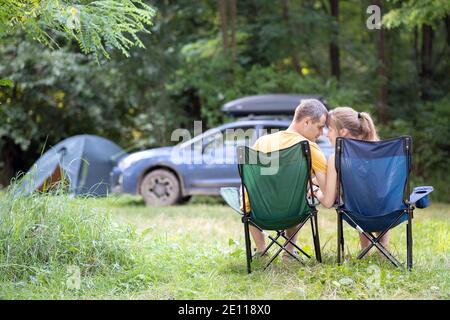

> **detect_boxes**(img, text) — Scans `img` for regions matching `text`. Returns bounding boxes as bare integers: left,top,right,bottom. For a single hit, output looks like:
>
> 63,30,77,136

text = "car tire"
178,195,192,205
140,169,181,206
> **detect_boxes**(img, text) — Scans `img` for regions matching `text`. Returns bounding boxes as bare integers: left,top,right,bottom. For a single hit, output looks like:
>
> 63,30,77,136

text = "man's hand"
307,185,321,205
313,188,324,202
313,172,327,193
307,184,319,197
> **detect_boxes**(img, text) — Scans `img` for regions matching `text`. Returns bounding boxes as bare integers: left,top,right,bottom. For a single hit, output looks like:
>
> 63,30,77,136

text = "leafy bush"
0,0,155,59
173,51,373,128
379,97,450,202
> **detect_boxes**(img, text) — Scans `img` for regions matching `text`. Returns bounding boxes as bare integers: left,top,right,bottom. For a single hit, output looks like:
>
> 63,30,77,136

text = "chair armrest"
409,186,434,208
220,187,243,215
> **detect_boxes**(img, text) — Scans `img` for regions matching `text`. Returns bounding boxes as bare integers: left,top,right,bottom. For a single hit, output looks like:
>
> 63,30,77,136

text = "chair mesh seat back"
339,137,410,231
240,142,310,230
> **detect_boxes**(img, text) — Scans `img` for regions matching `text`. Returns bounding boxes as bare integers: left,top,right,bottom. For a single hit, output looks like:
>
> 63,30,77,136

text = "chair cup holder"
416,196,429,209
409,186,434,209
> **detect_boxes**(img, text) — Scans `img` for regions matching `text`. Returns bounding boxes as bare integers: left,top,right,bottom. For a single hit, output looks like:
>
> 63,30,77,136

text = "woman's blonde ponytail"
359,112,379,141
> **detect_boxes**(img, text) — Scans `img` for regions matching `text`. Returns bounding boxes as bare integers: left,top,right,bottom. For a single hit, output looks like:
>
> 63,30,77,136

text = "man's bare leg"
285,224,300,255
249,225,266,253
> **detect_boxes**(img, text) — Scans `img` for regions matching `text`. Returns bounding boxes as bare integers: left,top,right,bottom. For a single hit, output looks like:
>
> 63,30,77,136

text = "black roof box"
221,94,326,117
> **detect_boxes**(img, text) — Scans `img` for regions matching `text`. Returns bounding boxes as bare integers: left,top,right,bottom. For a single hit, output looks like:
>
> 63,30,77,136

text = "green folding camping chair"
220,141,322,273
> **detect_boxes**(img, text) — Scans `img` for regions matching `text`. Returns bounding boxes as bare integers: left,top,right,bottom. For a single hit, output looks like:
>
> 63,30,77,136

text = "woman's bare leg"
359,230,391,252
359,232,371,250
378,230,390,249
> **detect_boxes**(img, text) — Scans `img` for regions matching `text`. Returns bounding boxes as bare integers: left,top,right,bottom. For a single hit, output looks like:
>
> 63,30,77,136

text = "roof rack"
221,94,326,117
235,115,292,121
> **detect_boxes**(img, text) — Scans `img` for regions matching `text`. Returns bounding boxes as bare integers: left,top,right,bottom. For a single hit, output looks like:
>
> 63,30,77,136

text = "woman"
314,107,390,251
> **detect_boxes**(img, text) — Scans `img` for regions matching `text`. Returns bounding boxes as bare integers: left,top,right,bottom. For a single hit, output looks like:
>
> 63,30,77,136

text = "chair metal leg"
357,236,373,259
311,212,322,263
337,212,341,265
407,210,413,271
251,214,321,272
243,218,252,274
280,232,311,259
337,211,344,265
340,222,345,258
358,231,402,268
375,242,402,268
261,232,281,256
264,243,297,270
351,210,406,268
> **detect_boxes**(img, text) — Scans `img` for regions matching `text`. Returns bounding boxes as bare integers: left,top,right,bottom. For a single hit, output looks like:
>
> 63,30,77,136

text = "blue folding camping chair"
335,136,433,270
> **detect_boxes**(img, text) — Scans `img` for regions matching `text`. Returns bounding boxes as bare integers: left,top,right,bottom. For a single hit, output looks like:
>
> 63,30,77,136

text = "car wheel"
140,169,181,206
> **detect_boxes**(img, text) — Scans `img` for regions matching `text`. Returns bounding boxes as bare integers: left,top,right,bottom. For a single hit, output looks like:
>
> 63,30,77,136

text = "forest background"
1,0,449,201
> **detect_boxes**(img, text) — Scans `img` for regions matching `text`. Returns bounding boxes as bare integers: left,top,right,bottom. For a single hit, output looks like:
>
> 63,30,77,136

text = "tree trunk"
421,24,433,79
444,15,450,47
414,26,419,70
218,0,228,54
374,0,388,124
420,24,433,99
230,0,237,62
329,0,340,79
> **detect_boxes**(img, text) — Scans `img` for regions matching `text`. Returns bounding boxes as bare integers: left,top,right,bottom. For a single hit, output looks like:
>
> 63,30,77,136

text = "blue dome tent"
19,135,127,196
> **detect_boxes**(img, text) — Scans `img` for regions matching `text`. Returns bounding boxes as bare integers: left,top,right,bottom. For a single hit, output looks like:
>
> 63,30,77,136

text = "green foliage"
0,38,137,152
0,1,204,183
0,182,146,283
0,79,12,87
0,0,449,200
173,39,374,127
379,97,450,202
0,0,156,59
384,0,450,29
1,199,448,299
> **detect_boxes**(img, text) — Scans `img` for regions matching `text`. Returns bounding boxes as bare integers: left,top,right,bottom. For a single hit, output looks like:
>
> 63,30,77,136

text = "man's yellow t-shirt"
241,130,327,212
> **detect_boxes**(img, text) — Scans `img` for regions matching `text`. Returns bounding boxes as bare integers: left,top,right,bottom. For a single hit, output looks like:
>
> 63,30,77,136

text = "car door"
186,124,256,193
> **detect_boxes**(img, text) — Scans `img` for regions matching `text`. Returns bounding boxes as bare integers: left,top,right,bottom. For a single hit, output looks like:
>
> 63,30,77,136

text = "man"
242,99,328,259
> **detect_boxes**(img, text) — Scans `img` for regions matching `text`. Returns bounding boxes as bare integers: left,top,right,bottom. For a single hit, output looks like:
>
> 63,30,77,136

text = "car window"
258,125,287,138
203,127,256,156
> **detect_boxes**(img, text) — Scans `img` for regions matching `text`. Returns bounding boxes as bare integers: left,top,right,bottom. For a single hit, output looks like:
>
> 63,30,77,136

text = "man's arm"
309,143,327,191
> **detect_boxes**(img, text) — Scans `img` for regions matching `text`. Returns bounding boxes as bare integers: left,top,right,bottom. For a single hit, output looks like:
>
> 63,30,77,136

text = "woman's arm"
315,154,338,208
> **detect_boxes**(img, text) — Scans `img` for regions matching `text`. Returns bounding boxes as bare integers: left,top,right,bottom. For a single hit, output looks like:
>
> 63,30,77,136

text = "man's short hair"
294,99,328,123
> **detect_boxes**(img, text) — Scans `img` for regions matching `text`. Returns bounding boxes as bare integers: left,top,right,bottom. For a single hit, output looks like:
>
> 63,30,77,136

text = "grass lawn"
1,195,449,300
